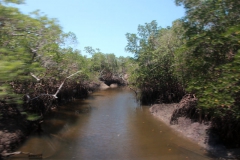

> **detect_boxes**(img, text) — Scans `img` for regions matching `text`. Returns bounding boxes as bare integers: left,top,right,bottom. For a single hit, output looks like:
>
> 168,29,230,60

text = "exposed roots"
170,94,198,125
99,71,127,86
170,94,240,148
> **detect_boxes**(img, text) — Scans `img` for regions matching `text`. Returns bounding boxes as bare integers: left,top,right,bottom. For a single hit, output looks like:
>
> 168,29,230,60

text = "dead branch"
30,72,40,81
66,70,82,79
53,70,82,98
27,70,82,101
52,81,65,99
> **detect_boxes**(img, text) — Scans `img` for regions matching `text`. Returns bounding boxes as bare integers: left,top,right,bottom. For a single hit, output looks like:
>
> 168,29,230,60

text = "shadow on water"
8,88,224,160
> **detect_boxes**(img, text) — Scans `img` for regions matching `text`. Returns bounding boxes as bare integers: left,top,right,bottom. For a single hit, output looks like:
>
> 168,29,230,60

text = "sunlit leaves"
191,50,240,118
0,4,79,104
125,20,185,103
176,0,240,119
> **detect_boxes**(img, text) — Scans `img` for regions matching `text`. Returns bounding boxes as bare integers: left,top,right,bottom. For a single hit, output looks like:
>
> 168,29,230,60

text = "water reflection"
10,88,212,160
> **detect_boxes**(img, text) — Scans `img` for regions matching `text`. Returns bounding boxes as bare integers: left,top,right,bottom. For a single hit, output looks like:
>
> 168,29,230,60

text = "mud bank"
99,82,119,89
150,104,240,159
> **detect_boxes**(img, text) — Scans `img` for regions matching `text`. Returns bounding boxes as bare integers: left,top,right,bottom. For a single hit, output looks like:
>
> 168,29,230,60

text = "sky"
16,0,185,57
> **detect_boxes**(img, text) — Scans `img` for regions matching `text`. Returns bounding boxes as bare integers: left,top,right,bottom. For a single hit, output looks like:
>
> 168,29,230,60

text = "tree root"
170,94,198,124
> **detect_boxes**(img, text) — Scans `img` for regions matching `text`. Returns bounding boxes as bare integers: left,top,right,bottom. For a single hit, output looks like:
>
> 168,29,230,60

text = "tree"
175,0,240,80
125,20,185,103
175,0,240,146
0,3,43,103
175,0,240,113
0,4,80,104
84,46,96,55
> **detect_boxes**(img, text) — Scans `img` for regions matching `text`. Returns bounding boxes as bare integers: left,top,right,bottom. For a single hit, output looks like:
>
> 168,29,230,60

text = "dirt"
110,83,118,88
149,103,240,160
99,82,110,89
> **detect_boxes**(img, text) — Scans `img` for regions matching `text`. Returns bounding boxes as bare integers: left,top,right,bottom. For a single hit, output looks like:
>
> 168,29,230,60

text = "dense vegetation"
126,0,240,147
1,0,240,149
125,20,185,104
0,0,131,121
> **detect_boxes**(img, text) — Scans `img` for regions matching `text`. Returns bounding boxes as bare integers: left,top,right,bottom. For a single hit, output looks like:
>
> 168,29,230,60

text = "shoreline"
149,103,240,159
0,81,122,158
0,112,32,158
0,81,102,158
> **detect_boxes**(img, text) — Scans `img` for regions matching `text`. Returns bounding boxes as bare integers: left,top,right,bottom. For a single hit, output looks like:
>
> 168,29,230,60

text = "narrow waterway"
10,88,212,160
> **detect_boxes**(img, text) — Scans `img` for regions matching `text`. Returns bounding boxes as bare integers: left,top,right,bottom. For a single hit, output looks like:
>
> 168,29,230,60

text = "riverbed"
9,88,212,160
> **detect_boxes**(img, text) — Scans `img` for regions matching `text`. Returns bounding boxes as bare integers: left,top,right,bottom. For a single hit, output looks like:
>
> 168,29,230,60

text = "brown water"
10,88,213,160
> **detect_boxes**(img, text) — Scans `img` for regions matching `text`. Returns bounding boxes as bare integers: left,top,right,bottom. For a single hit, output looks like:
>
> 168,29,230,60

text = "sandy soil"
149,103,240,159
99,82,110,90
110,83,118,88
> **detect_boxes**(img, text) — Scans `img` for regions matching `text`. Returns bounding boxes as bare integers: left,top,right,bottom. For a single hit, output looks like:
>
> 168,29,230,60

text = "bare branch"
27,70,82,101
53,70,82,98
67,70,82,79
30,73,40,81
52,81,65,98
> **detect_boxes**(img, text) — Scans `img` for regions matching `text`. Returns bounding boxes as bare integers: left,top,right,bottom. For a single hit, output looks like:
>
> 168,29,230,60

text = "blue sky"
17,0,185,57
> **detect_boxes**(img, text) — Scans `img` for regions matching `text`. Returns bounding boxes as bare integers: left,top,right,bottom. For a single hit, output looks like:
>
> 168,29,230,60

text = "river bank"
0,106,32,158
0,81,124,159
149,103,240,159
5,88,213,160
0,81,103,158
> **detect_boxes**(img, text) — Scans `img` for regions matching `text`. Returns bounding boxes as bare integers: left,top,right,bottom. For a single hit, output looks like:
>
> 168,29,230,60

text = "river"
10,88,212,160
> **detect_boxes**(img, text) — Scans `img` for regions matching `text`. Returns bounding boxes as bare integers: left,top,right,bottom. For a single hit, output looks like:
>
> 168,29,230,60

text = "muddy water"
10,88,212,160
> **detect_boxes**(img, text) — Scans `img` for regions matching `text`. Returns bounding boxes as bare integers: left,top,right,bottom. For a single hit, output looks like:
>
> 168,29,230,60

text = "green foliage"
0,0,24,4
59,48,90,80
126,0,240,144
0,3,90,104
0,47,30,103
174,0,240,120
125,20,185,103
0,4,63,103
26,113,41,121
125,1,240,122
0,1,132,105
0,1,136,127
188,49,240,119
84,46,133,80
